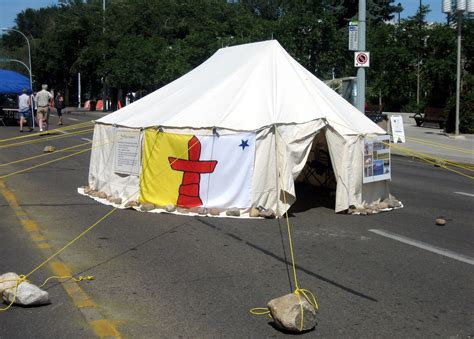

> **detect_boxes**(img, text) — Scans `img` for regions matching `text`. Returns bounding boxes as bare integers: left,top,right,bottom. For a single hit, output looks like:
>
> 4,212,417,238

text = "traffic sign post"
355,0,366,113
354,52,370,67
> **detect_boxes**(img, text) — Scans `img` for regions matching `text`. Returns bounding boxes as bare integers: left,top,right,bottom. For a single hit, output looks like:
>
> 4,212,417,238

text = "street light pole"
2,27,35,128
0,58,30,75
2,28,33,91
442,0,474,135
455,11,462,135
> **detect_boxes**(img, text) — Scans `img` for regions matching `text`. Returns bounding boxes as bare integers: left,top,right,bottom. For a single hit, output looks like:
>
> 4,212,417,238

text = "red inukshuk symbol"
168,136,218,207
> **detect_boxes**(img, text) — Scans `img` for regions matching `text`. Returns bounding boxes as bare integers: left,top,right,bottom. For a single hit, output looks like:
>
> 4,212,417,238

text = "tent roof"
0,69,31,94
98,40,384,135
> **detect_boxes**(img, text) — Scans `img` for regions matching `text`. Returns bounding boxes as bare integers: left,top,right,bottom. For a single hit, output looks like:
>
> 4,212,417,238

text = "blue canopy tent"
0,69,31,94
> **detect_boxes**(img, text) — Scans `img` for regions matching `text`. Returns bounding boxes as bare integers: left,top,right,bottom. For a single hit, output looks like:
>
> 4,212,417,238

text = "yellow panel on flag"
140,131,192,206
139,131,255,209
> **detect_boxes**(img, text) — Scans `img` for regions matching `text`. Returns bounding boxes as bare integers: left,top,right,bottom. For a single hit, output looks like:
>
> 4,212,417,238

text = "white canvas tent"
84,40,391,217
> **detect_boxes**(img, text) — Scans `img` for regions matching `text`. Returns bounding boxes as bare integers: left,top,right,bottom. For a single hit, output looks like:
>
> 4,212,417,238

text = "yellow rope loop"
38,275,95,288
0,275,28,312
72,275,95,282
294,289,305,331
295,288,319,311
293,288,319,332
17,275,27,284
249,307,272,318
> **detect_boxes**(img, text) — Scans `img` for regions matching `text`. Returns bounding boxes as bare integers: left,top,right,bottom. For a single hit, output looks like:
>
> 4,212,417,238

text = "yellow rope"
391,142,474,172
251,129,318,331
388,142,474,179
0,275,94,311
25,208,117,279
0,128,94,149
0,147,92,180
0,141,92,168
249,308,271,316
0,128,198,311
326,118,473,180
0,121,93,143
37,275,95,288
281,182,319,331
404,136,474,154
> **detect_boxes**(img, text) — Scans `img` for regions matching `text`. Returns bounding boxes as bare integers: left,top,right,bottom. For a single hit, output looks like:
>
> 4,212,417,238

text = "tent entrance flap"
297,130,336,191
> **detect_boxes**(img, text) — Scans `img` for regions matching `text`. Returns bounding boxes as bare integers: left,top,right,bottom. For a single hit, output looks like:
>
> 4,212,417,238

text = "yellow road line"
0,179,122,338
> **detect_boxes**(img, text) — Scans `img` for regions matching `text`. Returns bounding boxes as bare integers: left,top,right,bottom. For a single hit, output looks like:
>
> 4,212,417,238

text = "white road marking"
369,229,474,266
81,138,93,142
454,192,474,198
57,129,68,134
68,118,80,121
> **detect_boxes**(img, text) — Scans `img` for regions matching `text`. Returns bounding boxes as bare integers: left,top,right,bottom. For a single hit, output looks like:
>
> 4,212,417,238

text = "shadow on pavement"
197,218,378,303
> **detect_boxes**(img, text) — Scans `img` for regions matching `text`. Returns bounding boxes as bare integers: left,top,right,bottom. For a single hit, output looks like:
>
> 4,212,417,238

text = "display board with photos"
363,135,391,183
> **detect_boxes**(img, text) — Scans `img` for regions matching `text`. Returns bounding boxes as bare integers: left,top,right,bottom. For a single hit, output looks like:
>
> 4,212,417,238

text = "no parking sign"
354,52,370,67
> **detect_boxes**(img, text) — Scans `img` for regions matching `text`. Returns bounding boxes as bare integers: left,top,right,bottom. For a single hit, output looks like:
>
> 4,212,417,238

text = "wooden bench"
365,104,383,114
411,107,446,129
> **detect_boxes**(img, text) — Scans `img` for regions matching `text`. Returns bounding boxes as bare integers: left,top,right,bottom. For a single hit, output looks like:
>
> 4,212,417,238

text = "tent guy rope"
0,128,202,312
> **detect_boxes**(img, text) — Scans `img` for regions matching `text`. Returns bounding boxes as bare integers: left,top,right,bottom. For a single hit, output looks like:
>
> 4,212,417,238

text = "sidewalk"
63,106,110,117
385,113,474,165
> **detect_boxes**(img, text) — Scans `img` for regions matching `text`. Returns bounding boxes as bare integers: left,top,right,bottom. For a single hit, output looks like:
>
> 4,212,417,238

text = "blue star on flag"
239,139,249,150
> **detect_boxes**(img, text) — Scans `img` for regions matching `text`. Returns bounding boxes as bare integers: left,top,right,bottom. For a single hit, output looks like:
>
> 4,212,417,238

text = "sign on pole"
348,21,359,51
354,51,370,67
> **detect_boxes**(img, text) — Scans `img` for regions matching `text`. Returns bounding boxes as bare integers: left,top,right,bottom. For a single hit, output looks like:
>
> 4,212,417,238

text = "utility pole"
102,0,107,112
442,0,474,135
416,0,422,107
455,10,462,135
356,0,366,112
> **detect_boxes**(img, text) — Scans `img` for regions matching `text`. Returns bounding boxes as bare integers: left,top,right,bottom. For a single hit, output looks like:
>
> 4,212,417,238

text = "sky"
0,0,446,32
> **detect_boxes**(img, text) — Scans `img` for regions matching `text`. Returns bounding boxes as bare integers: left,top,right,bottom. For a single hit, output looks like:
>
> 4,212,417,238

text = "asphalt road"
0,111,473,338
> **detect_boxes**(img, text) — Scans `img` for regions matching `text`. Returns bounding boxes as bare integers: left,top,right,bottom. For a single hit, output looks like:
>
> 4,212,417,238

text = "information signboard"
115,128,141,176
363,135,391,184
390,115,406,143
348,21,359,51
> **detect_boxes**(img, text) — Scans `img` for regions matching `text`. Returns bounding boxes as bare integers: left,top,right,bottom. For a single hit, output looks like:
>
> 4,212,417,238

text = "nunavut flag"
140,130,256,209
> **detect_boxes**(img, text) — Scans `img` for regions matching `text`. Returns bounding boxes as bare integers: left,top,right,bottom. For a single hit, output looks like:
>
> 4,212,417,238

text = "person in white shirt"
35,84,53,132
18,88,33,132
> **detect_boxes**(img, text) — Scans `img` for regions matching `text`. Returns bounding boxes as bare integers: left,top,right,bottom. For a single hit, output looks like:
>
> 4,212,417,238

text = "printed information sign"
348,21,359,51
115,128,141,175
390,115,406,143
363,135,391,184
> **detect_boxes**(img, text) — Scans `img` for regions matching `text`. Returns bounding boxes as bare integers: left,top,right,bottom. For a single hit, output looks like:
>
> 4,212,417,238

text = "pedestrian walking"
55,91,64,125
31,91,37,128
18,88,33,132
35,84,53,132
